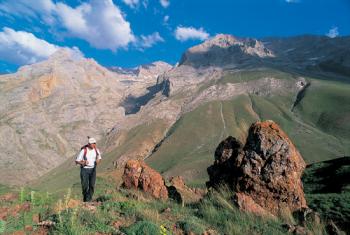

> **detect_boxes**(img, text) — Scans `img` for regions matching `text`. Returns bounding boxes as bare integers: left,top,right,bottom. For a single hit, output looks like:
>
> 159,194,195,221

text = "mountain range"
0,34,349,190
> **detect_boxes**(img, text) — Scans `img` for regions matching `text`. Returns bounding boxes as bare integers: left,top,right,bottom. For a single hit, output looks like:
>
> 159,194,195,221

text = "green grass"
306,193,350,229
146,97,259,185
293,79,350,140
147,77,350,185
197,187,288,235
1,189,57,234
0,184,13,195
249,93,346,163
303,157,350,233
122,220,160,235
3,179,318,235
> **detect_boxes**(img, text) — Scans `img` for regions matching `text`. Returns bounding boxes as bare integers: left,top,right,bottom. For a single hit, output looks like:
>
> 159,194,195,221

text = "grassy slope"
303,157,350,232
147,69,350,185
1,179,307,235
249,92,347,163
33,68,350,190
146,96,259,186
293,79,350,146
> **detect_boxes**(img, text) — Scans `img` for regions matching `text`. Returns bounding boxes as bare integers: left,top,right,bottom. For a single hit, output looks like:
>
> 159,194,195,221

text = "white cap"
88,137,96,144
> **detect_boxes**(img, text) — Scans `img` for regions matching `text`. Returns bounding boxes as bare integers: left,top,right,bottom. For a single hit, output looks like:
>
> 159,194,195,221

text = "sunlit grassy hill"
32,68,350,191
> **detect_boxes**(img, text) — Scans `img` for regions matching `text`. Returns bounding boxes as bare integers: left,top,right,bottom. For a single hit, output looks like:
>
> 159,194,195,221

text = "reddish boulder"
207,120,307,216
234,192,274,218
122,160,168,200
167,176,203,205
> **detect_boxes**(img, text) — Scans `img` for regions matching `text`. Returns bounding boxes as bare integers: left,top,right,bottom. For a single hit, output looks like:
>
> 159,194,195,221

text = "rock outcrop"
121,161,205,203
167,176,204,205
207,120,307,216
122,160,168,200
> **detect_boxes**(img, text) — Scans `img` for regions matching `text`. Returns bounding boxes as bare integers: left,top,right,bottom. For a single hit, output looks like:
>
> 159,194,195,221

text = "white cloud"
285,0,300,3
326,27,339,38
122,0,139,8
175,26,209,42
121,0,149,9
159,0,170,8
54,3,89,36
0,0,135,51
54,0,135,51
0,27,59,65
136,32,164,49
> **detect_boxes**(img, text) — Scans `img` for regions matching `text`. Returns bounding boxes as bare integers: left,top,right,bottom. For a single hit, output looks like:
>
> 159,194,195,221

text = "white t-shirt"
76,147,102,168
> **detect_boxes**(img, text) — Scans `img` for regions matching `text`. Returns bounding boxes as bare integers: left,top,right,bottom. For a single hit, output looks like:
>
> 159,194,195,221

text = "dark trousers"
80,167,96,202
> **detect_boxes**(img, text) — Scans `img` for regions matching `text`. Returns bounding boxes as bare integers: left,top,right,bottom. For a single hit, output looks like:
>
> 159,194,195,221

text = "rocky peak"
179,34,274,67
15,47,109,84
137,61,172,79
207,120,307,217
188,33,274,56
109,61,172,80
46,47,84,63
193,34,242,51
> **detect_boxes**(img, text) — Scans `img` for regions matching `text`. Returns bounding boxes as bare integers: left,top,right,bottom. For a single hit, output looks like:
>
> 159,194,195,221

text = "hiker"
75,137,102,202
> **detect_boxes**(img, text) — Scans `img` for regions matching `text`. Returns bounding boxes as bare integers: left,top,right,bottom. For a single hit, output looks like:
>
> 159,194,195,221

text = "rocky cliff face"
179,34,274,68
262,35,350,76
207,120,307,216
0,48,140,185
178,33,350,77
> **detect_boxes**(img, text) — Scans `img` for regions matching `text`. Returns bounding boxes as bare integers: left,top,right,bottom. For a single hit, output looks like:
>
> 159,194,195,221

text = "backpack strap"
82,146,99,160
94,147,99,158
83,147,88,161
79,146,99,167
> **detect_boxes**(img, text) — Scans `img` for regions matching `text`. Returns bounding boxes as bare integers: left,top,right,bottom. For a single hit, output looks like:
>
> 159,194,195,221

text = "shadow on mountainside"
121,82,164,115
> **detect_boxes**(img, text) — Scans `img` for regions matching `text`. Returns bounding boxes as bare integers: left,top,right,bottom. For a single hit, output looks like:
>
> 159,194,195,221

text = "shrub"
77,209,113,233
122,220,159,235
176,217,205,234
102,201,139,215
52,208,114,234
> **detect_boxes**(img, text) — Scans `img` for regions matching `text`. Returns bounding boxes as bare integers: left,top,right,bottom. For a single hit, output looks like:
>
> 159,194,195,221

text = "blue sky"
0,0,349,73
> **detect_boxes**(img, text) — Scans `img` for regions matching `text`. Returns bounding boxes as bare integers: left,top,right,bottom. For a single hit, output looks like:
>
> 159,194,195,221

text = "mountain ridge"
1,33,350,188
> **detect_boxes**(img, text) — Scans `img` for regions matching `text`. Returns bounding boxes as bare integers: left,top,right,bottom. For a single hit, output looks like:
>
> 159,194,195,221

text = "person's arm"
96,149,102,165
75,150,87,166
76,160,87,166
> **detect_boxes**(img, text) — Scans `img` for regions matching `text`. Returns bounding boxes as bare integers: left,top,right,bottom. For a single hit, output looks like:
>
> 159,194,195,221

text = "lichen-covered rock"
122,160,168,200
207,120,307,216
